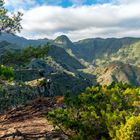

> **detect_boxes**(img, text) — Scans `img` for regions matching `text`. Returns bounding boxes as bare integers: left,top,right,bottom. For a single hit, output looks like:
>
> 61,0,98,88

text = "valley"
1,33,140,87
0,33,140,140
1,0,140,139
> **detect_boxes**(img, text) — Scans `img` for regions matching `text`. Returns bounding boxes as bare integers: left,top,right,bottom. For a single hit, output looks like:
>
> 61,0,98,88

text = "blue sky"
4,0,140,40
5,0,113,11
37,0,113,7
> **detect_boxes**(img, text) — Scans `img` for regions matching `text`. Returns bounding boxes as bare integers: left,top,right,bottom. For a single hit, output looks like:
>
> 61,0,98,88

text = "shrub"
2,44,49,66
47,83,140,140
0,65,14,80
116,116,140,140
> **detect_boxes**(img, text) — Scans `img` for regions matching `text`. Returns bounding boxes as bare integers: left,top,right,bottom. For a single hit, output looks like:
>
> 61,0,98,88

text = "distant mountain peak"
0,33,49,48
55,35,70,41
54,35,73,48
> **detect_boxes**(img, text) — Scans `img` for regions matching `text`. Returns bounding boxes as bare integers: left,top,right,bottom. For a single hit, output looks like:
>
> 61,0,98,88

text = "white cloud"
14,0,140,40
117,0,140,4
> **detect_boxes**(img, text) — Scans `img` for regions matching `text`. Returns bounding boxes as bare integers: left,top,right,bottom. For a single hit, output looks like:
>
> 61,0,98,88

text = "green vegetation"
0,65,14,80
96,41,140,67
116,116,140,140
72,37,139,63
2,44,49,66
48,83,140,140
0,83,37,112
0,65,35,112
0,18,140,138
0,0,22,33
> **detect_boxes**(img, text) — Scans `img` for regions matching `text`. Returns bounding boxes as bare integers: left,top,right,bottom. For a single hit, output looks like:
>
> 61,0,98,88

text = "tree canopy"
0,65,14,80
0,0,22,34
48,83,140,140
1,44,49,66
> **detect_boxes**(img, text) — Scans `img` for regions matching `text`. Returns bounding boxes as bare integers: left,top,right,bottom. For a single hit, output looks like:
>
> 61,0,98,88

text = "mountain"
48,45,84,70
2,33,140,66
54,35,74,49
72,37,140,63
0,33,49,48
0,41,20,55
96,40,140,67
0,33,27,48
96,62,140,86
53,35,140,67
53,35,140,86
0,34,85,70
1,33,140,86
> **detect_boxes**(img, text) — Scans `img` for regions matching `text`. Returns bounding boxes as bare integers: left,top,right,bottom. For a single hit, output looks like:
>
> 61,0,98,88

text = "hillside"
53,35,140,68
0,33,49,48
0,97,67,140
1,34,140,140
72,37,140,63
97,62,140,85
96,40,140,67
1,0,140,139
0,46,92,99
1,33,140,86
0,41,20,56
48,45,84,70
52,35,140,85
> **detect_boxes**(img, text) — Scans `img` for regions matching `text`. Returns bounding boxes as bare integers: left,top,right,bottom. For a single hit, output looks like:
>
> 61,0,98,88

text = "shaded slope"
14,58,92,96
0,41,20,55
72,37,140,62
48,45,85,70
0,33,49,48
97,40,140,67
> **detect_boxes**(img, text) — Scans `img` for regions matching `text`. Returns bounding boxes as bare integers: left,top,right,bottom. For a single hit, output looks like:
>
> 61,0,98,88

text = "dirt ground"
0,97,67,140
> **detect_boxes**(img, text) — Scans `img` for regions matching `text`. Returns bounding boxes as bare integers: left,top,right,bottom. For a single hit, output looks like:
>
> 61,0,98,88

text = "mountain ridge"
1,33,140,86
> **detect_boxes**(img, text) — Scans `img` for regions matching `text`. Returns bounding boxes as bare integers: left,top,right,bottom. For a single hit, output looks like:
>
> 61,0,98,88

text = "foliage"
0,65,14,80
116,115,140,140
0,0,22,33
0,83,38,112
1,44,49,66
48,83,140,140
